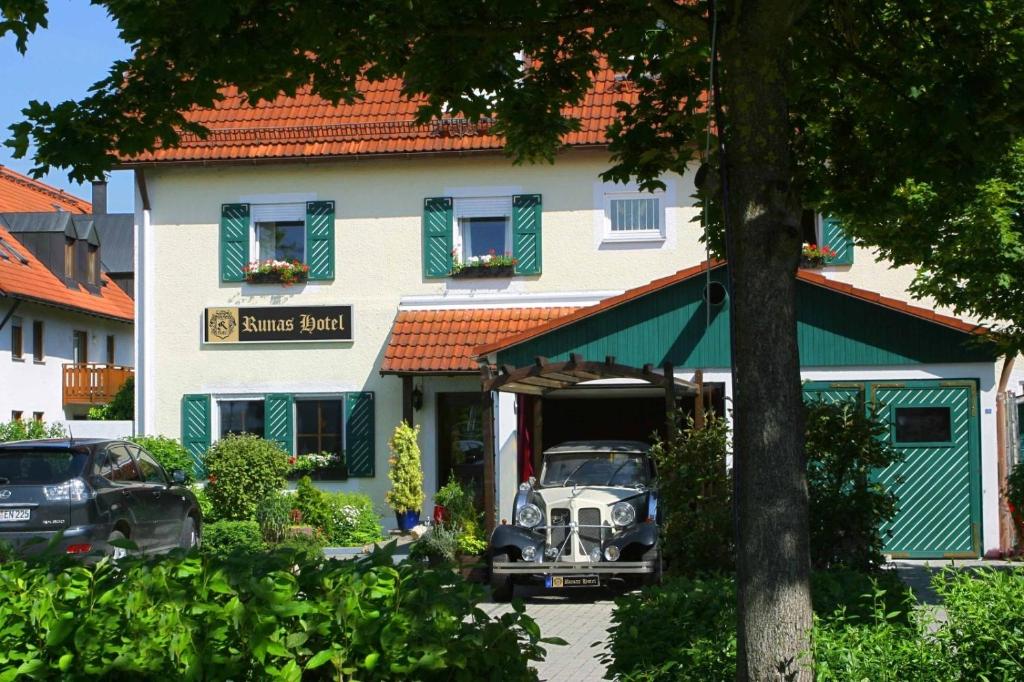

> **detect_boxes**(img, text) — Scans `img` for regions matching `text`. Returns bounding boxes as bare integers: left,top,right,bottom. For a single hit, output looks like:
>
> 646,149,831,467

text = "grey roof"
92,215,133,273
544,440,651,455
0,211,134,273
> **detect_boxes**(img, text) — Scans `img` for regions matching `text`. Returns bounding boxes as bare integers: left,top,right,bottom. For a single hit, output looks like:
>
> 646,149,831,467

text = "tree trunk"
718,2,813,680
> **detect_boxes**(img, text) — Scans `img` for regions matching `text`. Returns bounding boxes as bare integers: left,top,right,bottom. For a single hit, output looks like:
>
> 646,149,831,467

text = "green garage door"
803,380,981,558
871,382,980,558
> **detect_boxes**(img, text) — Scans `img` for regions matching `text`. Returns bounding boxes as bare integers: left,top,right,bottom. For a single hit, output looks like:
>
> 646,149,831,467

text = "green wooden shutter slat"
423,197,453,278
345,392,375,477
181,394,211,477
822,216,854,266
306,201,335,280
265,394,295,454
220,204,250,282
513,194,542,275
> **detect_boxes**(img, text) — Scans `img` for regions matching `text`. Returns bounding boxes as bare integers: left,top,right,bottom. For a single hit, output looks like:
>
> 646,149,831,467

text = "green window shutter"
306,201,335,280
345,392,375,477
423,197,453,278
181,394,211,477
821,216,854,266
220,204,250,282
265,394,295,454
513,194,542,275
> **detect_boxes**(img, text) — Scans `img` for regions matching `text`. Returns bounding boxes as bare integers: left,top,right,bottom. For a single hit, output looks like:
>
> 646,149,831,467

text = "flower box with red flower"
800,243,837,269
450,250,518,279
242,259,310,285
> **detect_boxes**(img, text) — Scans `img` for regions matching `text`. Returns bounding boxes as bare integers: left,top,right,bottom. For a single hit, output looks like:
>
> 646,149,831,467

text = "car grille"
577,507,602,557
549,508,570,556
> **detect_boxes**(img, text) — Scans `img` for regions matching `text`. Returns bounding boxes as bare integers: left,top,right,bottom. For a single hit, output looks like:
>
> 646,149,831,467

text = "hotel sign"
204,305,353,344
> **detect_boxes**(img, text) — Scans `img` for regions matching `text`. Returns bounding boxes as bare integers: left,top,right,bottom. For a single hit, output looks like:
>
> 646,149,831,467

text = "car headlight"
611,501,636,527
516,503,543,528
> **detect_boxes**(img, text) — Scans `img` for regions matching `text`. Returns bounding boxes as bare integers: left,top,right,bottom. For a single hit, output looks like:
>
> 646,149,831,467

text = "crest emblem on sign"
208,309,237,340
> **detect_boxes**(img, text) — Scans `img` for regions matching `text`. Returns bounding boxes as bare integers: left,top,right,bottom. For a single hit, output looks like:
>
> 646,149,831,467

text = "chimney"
91,179,107,215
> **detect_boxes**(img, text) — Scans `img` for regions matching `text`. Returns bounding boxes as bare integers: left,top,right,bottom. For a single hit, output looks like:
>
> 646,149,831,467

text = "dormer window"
64,237,75,279
87,244,99,284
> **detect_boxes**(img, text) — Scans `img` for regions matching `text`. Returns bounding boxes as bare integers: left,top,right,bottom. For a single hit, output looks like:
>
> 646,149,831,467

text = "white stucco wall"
0,300,133,423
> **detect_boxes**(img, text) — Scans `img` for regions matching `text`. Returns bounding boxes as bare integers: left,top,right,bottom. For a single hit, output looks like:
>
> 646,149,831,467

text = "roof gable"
482,264,995,369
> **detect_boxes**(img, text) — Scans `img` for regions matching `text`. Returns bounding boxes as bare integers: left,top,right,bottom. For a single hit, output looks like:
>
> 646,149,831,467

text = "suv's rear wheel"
107,530,129,560
179,516,199,551
490,552,514,602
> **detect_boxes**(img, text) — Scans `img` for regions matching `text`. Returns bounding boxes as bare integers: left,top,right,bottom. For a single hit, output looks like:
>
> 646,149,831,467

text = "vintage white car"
489,440,662,600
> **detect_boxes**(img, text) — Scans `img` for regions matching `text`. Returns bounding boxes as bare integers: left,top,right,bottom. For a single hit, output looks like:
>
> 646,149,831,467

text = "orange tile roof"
0,224,133,322
473,261,986,358
126,71,635,164
0,166,91,214
381,306,579,374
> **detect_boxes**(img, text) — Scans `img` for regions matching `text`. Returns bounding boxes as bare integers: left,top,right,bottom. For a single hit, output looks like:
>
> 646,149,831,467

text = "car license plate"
0,509,30,522
545,575,600,588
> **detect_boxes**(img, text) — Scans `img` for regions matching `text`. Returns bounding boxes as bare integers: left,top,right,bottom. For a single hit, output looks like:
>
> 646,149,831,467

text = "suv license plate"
546,575,599,588
0,509,30,522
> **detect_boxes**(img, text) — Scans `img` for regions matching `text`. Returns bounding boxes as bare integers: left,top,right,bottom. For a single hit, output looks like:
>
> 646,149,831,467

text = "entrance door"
72,330,88,364
436,393,484,503
871,382,980,558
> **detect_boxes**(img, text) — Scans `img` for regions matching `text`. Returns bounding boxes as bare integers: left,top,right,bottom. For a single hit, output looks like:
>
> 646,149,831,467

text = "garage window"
894,407,952,444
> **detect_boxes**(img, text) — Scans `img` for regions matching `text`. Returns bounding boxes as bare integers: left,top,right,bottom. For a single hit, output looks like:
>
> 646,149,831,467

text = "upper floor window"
256,220,305,262
64,238,75,279
220,200,335,283
603,191,665,242
87,244,99,284
32,321,44,362
10,317,22,360
454,197,513,262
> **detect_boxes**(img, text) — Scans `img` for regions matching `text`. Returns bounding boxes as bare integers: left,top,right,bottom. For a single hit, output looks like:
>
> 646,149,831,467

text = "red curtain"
517,394,534,482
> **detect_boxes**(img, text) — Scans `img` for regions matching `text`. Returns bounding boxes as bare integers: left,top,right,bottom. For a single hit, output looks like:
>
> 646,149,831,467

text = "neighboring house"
124,73,1008,557
0,171,134,425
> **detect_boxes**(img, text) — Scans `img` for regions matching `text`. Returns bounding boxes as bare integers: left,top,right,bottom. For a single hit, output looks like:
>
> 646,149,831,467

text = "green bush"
0,419,65,442
293,477,384,547
602,570,919,682
936,567,1024,679
385,421,424,513
277,529,328,559
201,520,266,559
0,545,556,680
129,434,196,483
256,492,296,543
410,524,461,564
805,400,902,571
435,475,487,555
205,434,289,521
649,415,732,573
87,376,134,420
191,484,218,523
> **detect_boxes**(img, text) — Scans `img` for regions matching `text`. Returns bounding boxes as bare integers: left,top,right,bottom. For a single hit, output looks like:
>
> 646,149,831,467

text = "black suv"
0,438,201,559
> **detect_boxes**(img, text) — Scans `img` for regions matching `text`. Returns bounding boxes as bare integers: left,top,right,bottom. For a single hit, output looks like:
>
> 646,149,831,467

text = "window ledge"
11,356,24,363
601,231,666,244
33,359,46,365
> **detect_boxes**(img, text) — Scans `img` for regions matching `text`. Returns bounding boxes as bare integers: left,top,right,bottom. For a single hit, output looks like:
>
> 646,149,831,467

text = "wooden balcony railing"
62,363,134,406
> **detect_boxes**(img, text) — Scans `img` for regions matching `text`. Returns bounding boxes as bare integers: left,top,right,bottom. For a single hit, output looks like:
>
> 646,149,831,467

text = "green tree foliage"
0,546,557,680
86,376,134,421
204,434,289,521
128,434,195,483
0,419,65,442
293,476,384,547
385,422,424,514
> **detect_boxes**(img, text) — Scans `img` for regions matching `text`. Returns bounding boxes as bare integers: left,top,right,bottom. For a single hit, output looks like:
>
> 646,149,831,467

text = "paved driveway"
480,584,618,682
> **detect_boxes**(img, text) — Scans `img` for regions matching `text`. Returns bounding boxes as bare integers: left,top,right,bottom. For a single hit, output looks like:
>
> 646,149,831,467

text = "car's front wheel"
179,516,199,551
490,552,514,602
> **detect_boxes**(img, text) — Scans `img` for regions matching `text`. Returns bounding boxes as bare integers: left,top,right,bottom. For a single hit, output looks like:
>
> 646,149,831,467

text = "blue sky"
0,1,133,212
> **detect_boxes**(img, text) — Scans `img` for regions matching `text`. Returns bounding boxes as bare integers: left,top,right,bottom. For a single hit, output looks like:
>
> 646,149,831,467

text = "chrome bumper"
492,560,654,575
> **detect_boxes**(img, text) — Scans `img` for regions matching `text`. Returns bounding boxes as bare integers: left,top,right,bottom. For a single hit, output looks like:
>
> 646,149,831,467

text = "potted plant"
242,259,310,285
385,421,425,532
450,249,518,278
799,243,837,269
434,475,488,580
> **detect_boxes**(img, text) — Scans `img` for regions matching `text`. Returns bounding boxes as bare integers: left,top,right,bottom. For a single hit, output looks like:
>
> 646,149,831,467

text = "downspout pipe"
0,298,22,332
996,354,1017,556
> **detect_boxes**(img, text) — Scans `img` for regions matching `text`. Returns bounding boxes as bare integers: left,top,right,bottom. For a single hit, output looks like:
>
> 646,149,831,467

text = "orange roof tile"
473,261,986,358
0,166,91,214
0,224,133,322
381,306,579,374
125,71,637,164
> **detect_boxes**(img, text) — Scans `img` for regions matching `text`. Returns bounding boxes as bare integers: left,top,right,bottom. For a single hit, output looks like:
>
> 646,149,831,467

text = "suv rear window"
0,449,89,484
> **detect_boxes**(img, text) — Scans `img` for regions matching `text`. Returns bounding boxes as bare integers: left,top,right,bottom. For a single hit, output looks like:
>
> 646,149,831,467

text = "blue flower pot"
395,509,421,533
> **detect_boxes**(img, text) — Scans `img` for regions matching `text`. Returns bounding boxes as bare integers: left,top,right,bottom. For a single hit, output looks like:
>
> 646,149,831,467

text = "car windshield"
0,449,88,485
540,451,649,488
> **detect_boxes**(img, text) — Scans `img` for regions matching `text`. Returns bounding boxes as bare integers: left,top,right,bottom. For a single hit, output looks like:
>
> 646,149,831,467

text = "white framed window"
453,196,513,261
218,399,266,439
603,191,665,242
248,203,306,263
